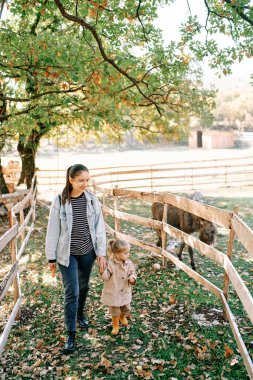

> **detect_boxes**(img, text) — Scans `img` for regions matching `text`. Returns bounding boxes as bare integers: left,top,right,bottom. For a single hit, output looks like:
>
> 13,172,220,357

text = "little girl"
100,239,136,335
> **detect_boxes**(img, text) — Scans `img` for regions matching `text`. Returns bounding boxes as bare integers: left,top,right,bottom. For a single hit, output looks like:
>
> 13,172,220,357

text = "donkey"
151,202,217,270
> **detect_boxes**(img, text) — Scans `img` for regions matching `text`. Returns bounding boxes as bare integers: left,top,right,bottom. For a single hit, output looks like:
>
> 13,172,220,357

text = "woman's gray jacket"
45,190,106,267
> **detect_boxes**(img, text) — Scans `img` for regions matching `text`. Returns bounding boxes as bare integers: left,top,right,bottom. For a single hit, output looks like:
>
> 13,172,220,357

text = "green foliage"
1,0,252,144
0,0,216,144
179,0,253,75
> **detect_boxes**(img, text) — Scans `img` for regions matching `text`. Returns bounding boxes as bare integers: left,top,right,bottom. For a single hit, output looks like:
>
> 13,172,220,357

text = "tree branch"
224,0,253,27
0,85,86,102
136,0,148,42
0,105,38,120
53,0,163,115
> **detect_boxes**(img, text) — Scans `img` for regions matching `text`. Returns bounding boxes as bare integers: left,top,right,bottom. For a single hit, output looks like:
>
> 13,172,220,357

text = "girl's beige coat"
101,259,136,307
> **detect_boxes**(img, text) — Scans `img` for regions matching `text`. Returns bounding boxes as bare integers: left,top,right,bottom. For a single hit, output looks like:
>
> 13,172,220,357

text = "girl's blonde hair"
108,239,130,259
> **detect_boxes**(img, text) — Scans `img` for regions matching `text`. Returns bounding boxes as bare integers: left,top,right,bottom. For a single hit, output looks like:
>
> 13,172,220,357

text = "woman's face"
69,170,90,192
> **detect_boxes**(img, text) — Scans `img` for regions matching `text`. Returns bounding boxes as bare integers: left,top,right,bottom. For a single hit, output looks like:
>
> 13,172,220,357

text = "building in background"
189,130,234,149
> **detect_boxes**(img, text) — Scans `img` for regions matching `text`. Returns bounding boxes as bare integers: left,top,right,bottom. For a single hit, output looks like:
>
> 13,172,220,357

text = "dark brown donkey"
151,202,217,270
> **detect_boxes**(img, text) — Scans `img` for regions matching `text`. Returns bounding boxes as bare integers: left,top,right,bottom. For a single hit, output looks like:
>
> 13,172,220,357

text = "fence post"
8,210,21,320
223,206,239,320
114,185,120,235
161,202,168,267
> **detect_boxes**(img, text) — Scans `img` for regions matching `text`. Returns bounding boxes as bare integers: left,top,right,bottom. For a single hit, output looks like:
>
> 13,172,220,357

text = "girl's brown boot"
111,316,120,335
119,314,128,326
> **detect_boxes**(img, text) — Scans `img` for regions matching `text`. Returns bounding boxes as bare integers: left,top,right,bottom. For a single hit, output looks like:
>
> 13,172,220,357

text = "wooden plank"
0,297,22,356
90,162,253,179
19,209,25,242
93,168,253,185
17,222,34,261
161,203,168,267
161,249,222,299
231,214,253,257
0,189,28,202
102,204,162,230
17,207,34,239
9,212,20,319
114,189,231,228
12,190,32,214
114,186,120,233
35,155,253,173
0,224,18,252
163,192,231,229
107,180,253,192
223,207,239,320
220,293,253,380
0,262,19,302
163,224,225,266
223,256,253,325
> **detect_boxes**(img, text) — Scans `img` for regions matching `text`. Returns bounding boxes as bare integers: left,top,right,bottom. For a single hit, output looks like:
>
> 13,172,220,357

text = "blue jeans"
58,249,96,332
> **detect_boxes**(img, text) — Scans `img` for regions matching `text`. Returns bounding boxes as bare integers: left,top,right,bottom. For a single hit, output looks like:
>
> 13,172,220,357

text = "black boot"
63,332,75,354
77,315,89,329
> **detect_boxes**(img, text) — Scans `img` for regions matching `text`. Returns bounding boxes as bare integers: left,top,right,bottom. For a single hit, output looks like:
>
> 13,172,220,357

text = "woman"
46,164,106,354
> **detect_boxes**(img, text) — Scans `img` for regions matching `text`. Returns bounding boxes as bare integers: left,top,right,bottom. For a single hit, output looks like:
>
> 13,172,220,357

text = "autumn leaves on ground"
0,197,253,379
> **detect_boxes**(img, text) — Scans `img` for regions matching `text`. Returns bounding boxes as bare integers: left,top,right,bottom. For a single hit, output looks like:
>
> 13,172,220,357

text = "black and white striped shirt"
70,193,94,255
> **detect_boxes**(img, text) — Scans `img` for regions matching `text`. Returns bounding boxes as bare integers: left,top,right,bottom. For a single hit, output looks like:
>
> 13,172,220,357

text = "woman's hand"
97,256,106,274
49,262,56,277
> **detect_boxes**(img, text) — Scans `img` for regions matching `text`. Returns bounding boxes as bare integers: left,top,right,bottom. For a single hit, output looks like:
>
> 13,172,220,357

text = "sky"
156,0,253,90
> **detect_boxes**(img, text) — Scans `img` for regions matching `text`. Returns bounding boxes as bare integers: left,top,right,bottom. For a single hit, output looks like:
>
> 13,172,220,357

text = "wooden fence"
91,180,253,380
0,177,36,356
1,163,253,377
35,154,253,193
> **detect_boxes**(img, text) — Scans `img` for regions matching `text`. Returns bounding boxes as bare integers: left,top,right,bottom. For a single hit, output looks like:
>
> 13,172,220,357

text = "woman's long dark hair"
62,164,89,204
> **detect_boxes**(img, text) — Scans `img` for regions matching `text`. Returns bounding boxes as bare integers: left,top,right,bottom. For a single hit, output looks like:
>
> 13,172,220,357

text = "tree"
1,0,252,190
0,0,215,188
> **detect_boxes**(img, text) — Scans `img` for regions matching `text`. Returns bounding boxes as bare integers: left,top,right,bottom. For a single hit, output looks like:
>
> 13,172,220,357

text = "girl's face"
69,171,90,193
115,249,129,262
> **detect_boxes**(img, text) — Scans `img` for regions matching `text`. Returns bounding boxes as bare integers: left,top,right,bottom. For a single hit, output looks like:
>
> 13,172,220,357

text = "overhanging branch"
54,0,163,114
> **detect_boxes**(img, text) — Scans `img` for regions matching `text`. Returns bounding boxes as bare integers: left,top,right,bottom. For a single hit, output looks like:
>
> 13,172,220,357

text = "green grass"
0,196,252,379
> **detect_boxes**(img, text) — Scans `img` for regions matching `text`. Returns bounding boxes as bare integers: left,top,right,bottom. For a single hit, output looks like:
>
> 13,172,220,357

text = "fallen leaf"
224,343,234,358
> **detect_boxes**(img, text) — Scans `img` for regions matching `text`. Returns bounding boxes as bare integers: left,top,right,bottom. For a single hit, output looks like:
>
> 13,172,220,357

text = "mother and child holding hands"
46,164,136,354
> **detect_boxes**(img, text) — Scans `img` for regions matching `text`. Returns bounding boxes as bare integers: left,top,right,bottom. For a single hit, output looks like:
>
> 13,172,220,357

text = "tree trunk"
0,94,9,194
17,143,36,188
17,124,50,188
0,157,9,194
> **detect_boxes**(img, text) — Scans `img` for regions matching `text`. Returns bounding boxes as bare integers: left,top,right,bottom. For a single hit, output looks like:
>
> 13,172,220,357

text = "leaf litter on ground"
0,196,252,379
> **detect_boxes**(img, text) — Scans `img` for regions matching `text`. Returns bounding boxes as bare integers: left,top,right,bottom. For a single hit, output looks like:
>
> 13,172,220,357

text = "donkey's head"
199,220,217,246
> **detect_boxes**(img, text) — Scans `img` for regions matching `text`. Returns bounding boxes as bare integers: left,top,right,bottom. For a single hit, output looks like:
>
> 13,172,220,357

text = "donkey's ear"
199,218,204,226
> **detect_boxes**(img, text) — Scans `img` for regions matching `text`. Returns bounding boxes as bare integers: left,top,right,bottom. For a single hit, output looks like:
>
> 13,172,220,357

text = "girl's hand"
128,276,136,285
49,263,56,278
